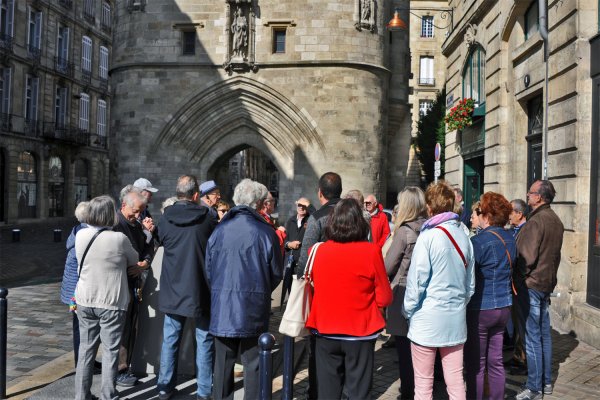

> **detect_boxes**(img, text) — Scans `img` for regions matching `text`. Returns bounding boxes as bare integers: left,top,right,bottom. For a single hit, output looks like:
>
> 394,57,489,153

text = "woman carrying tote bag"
305,199,392,399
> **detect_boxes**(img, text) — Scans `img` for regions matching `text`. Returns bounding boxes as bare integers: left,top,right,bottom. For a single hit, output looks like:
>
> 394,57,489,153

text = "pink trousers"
411,342,466,400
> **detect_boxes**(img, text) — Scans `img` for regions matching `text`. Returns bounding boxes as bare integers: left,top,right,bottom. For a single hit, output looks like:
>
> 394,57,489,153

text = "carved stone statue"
464,23,478,48
231,8,248,59
360,0,370,22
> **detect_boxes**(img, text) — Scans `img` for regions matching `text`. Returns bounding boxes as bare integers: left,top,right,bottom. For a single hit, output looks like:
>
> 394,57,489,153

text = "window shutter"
61,28,69,61
99,46,108,79
82,36,92,72
31,77,39,120
97,99,106,136
79,93,89,131
34,11,42,48
2,68,10,114
7,0,14,36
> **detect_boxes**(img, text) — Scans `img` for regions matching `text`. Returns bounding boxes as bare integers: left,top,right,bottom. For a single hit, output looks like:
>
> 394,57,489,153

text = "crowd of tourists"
60,171,564,400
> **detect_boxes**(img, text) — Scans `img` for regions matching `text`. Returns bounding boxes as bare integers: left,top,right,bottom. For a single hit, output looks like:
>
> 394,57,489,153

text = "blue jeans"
158,313,214,397
518,288,552,392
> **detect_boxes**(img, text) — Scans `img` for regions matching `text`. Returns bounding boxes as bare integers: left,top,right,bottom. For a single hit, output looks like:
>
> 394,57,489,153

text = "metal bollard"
11,229,20,242
258,333,276,400
282,335,295,400
53,229,62,242
0,288,8,400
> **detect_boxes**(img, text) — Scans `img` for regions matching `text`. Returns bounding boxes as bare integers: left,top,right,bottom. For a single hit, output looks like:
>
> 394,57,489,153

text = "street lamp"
387,7,454,32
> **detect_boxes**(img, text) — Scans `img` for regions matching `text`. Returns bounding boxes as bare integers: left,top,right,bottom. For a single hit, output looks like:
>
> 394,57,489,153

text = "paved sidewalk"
4,281,600,399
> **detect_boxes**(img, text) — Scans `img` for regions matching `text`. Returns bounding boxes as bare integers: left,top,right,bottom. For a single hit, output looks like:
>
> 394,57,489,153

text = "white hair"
119,184,142,203
123,190,147,208
74,201,90,223
233,179,268,208
161,196,178,213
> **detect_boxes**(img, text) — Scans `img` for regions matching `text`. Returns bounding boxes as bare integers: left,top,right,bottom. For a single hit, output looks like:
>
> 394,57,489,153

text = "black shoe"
197,396,212,400
158,391,174,400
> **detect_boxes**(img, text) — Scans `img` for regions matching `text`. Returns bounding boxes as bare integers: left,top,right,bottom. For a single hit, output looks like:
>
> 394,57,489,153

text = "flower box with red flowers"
445,98,475,131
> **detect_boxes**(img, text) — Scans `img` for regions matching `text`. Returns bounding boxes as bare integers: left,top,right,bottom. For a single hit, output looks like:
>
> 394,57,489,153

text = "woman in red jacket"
305,198,393,399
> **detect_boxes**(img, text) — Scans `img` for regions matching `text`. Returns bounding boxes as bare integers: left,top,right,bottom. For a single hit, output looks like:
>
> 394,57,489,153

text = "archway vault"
151,76,326,167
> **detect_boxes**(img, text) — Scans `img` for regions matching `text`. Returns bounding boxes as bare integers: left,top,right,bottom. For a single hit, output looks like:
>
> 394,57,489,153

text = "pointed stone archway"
151,76,325,217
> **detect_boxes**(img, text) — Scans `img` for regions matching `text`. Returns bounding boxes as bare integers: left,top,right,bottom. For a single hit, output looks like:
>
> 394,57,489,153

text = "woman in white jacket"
403,181,475,400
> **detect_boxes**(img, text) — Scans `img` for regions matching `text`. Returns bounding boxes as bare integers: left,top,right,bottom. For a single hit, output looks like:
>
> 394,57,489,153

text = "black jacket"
158,200,217,318
114,211,154,264
284,214,309,264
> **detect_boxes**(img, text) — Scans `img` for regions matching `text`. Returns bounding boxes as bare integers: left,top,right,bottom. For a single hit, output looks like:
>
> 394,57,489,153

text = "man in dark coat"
113,189,154,387
205,178,283,400
156,175,217,400
281,197,311,306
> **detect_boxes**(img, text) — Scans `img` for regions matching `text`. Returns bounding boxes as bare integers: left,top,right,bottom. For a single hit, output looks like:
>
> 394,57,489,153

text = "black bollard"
0,288,7,400
53,229,62,242
282,335,295,400
11,229,20,242
258,333,276,400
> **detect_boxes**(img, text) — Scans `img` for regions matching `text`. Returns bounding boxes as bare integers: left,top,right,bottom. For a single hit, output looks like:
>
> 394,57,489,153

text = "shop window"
48,156,65,217
74,159,89,204
17,151,37,218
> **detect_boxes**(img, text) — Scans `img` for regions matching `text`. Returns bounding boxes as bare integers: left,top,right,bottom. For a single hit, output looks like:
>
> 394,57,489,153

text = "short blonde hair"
425,180,455,215
74,201,89,223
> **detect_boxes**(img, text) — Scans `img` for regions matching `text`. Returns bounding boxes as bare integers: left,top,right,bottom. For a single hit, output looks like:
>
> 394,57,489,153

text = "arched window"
48,156,65,217
17,151,37,218
74,159,89,204
462,45,486,107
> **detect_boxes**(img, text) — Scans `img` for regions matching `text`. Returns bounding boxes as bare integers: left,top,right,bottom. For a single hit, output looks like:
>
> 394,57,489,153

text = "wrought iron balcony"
101,20,111,33
90,133,108,149
43,122,88,145
81,69,92,85
23,118,41,137
99,78,108,93
0,33,14,53
27,45,42,63
0,113,12,131
54,56,74,77
58,0,73,9
418,77,436,86
84,10,95,24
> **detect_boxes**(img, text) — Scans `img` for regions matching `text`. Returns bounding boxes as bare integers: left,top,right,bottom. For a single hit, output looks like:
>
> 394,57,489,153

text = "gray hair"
74,201,89,223
344,189,364,205
87,195,118,227
176,175,199,200
511,199,528,216
233,178,268,208
119,184,142,203
123,190,147,208
536,180,556,204
161,196,178,213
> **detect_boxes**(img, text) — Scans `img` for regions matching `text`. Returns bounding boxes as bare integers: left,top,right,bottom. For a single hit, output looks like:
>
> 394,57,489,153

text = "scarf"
421,212,459,231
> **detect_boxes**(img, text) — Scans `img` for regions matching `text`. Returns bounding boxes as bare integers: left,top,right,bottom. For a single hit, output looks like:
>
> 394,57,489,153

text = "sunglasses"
364,201,373,206
217,209,228,213
296,204,308,209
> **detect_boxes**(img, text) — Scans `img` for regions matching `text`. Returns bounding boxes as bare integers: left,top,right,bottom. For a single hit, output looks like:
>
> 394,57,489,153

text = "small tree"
415,90,446,185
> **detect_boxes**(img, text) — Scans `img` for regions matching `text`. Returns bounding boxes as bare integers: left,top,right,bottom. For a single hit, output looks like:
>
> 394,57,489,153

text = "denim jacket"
469,226,516,310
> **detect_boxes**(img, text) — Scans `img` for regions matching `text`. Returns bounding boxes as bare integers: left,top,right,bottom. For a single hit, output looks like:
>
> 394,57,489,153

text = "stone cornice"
441,0,497,56
110,60,392,75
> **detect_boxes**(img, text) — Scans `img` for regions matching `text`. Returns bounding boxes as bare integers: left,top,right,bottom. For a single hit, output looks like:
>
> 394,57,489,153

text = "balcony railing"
0,33,14,53
23,119,42,137
101,21,111,33
99,78,108,93
84,10,95,24
418,77,436,86
0,113,12,131
90,133,108,149
58,0,73,9
27,45,42,63
43,122,89,146
81,69,92,85
55,56,74,77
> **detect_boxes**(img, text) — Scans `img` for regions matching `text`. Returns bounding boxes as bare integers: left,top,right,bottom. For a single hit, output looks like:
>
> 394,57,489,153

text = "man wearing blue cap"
200,180,221,217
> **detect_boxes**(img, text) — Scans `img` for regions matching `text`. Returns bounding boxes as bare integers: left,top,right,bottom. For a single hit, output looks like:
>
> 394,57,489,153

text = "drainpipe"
539,0,549,179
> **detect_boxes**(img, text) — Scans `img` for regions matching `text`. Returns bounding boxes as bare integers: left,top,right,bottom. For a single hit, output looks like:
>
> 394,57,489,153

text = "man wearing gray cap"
133,178,158,235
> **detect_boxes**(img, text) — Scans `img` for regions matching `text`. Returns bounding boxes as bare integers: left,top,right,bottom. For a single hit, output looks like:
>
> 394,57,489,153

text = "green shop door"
464,156,484,214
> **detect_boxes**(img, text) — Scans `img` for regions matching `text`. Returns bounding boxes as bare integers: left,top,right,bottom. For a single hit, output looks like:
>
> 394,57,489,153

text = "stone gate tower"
110,0,412,214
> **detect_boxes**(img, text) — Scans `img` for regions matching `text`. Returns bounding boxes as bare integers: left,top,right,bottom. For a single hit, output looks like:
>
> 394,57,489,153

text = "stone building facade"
110,0,412,216
405,0,450,185
442,0,600,347
0,0,112,224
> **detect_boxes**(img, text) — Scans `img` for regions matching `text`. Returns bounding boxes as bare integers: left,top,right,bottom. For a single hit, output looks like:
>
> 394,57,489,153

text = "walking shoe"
197,396,212,400
515,388,543,400
115,371,137,387
543,384,553,395
158,391,174,400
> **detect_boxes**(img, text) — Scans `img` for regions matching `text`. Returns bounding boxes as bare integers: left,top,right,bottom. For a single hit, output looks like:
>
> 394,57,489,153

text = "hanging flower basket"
445,98,475,131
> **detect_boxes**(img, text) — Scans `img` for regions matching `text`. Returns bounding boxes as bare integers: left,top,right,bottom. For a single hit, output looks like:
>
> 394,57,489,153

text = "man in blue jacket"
156,175,217,400
206,178,283,400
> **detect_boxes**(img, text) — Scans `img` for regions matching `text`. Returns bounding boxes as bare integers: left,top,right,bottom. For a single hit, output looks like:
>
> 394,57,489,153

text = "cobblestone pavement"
4,280,600,399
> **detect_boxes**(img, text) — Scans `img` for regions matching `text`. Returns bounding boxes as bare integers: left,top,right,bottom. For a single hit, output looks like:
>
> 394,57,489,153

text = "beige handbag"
278,242,322,337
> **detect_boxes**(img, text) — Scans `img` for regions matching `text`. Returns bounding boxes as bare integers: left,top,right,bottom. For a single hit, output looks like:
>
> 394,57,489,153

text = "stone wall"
111,0,412,217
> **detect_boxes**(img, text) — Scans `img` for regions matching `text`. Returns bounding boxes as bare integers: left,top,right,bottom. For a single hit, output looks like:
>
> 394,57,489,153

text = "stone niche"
223,0,258,73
